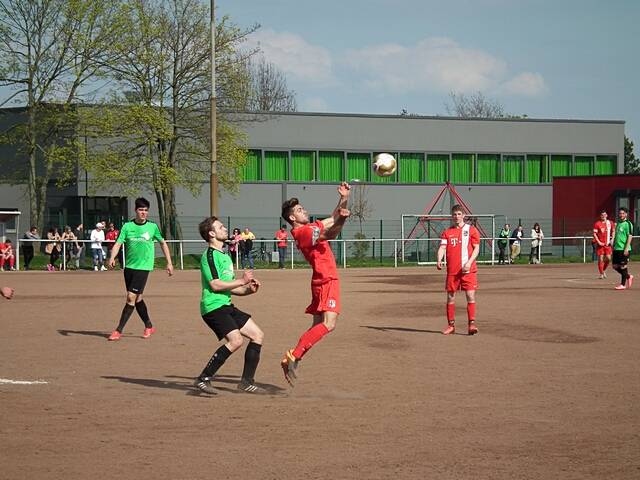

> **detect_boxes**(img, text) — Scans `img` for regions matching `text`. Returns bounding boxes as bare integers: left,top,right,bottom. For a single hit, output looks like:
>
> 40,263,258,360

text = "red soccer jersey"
440,224,480,274
291,220,338,285
593,220,615,246
275,229,288,248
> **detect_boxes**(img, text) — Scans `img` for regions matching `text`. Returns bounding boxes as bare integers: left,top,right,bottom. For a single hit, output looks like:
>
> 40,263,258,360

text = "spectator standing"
22,226,39,270
497,223,510,265
240,227,255,269
275,225,289,269
228,228,242,264
510,225,523,264
0,240,15,271
61,226,78,269
45,227,62,271
90,223,107,271
529,223,544,264
73,224,85,269
105,223,122,268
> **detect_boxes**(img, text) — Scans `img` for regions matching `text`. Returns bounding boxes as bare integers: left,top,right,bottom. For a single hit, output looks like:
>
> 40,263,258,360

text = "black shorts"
124,268,150,294
613,250,630,266
202,305,251,340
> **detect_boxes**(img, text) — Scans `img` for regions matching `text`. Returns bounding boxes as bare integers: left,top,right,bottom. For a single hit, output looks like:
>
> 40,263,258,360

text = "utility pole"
210,0,218,216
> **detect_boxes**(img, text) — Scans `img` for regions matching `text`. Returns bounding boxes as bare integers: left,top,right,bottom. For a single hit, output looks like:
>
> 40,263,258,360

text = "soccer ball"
373,153,397,177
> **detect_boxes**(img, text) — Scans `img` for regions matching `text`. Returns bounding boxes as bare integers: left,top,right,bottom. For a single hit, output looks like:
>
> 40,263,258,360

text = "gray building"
0,110,625,242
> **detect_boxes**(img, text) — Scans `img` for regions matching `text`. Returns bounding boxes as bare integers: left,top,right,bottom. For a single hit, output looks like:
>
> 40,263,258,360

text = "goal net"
401,213,497,265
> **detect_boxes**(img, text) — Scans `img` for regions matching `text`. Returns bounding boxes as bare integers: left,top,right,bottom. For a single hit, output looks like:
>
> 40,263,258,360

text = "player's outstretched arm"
320,182,351,240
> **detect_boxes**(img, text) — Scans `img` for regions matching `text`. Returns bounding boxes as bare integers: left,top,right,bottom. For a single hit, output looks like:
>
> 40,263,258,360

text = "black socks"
200,344,233,379
116,304,135,333
241,342,262,384
135,300,152,328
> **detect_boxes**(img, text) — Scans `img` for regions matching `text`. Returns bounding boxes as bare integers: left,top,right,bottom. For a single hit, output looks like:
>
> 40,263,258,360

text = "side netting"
401,214,498,265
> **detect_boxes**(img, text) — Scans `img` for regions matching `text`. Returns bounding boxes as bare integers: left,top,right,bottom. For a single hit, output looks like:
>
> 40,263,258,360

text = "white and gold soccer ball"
373,153,397,177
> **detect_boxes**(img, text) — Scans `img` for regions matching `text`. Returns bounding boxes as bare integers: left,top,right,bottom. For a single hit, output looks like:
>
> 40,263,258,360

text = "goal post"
401,213,497,265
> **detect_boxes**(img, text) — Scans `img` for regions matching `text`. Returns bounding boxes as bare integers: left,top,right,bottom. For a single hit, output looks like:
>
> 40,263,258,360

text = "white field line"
0,378,48,385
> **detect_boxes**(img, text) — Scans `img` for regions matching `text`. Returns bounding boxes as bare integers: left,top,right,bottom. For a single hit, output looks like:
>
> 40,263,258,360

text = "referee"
107,197,174,341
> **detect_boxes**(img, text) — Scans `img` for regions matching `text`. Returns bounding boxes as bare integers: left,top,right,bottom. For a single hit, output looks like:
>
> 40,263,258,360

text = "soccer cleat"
442,324,455,335
627,275,634,289
280,349,299,386
193,376,216,394
108,330,122,341
142,327,155,339
615,284,626,290
468,322,479,336
237,381,266,394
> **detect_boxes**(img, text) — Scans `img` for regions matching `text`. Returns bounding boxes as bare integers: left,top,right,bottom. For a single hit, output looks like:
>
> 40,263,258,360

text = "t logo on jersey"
450,238,458,247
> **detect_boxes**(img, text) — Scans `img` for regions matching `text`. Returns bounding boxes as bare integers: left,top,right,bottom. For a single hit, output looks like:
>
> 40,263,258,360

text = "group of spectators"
13,221,122,271
497,223,545,265
226,226,290,270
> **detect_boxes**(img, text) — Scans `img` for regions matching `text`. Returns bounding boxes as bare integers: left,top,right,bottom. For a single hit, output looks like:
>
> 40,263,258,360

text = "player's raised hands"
338,208,350,219
338,182,351,197
1,286,14,300
248,278,260,294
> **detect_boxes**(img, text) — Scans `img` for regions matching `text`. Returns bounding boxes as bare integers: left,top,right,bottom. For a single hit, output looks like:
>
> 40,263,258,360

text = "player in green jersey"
194,216,265,395
612,207,634,290
106,198,174,340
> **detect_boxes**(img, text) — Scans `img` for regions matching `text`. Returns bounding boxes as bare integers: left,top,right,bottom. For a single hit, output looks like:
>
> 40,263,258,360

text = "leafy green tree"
624,136,639,174
0,0,125,231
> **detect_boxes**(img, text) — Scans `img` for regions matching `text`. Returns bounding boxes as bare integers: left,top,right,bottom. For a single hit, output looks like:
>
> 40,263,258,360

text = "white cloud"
343,37,547,97
301,97,329,112
500,72,548,96
244,29,334,86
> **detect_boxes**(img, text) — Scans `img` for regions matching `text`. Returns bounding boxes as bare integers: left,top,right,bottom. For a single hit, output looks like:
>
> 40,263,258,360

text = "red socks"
467,302,476,322
446,303,455,323
603,258,609,272
292,323,330,359
598,260,604,274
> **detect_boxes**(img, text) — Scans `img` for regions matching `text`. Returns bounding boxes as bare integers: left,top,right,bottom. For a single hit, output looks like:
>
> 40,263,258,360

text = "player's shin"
116,304,135,333
135,300,152,328
467,302,476,322
446,303,455,324
241,342,262,383
292,323,330,359
200,344,233,379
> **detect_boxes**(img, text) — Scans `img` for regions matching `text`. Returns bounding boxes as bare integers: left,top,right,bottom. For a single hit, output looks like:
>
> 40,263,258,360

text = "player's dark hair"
282,198,299,225
135,197,150,210
5,239,11,244
619,206,629,214
451,204,464,214
198,216,218,241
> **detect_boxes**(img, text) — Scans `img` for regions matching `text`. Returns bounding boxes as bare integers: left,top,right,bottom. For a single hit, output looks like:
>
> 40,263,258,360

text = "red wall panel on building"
553,175,640,236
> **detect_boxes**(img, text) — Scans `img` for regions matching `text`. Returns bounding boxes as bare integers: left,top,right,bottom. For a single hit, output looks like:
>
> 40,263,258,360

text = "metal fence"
14,235,602,271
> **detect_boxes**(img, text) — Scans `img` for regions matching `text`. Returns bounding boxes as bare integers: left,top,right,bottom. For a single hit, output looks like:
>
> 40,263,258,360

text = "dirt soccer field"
1,263,639,480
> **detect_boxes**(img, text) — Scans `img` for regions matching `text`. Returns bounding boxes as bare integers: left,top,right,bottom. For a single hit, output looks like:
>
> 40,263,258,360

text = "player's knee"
323,317,337,331
251,327,264,344
227,335,244,351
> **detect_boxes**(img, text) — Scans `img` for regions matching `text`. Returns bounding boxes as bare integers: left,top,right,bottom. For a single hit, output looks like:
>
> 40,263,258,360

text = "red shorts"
596,245,612,257
306,279,340,315
446,272,478,292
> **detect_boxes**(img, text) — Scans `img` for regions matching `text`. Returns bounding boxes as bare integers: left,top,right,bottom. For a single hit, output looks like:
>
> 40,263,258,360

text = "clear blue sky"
221,0,639,150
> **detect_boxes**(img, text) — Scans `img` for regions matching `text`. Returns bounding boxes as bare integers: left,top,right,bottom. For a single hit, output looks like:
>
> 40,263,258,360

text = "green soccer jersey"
200,247,234,315
613,219,633,251
116,220,164,271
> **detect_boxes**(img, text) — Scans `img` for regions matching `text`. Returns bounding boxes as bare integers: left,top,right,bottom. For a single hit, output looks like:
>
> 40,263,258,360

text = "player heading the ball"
437,204,480,336
280,182,351,386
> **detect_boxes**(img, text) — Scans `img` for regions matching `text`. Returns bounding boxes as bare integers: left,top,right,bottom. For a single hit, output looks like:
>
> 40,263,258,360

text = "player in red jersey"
437,204,481,336
593,210,615,279
279,182,351,385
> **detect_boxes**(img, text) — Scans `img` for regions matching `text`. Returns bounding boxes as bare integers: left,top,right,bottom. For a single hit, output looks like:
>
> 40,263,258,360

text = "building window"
502,155,524,183
264,151,288,181
243,149,261,181
476,154,500,183
427,154,448,183
399,153,424,183
347,152,370,182
526,155,549,183
318,151,343,182
595,155,617,175
451,153,474,183
291,151,315,181
551,155,571,177
574,156,594,176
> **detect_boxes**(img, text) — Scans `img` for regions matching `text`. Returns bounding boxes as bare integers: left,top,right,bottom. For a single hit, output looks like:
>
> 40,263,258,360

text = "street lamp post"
210,0,218,216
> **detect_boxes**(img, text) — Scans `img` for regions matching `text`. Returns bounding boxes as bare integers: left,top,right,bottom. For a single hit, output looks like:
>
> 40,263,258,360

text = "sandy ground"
0,263,639,479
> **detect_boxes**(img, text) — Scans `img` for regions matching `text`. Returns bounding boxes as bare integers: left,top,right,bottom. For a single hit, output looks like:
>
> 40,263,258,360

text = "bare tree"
243,57,296,112
445,91,506,118
349,182,372,260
